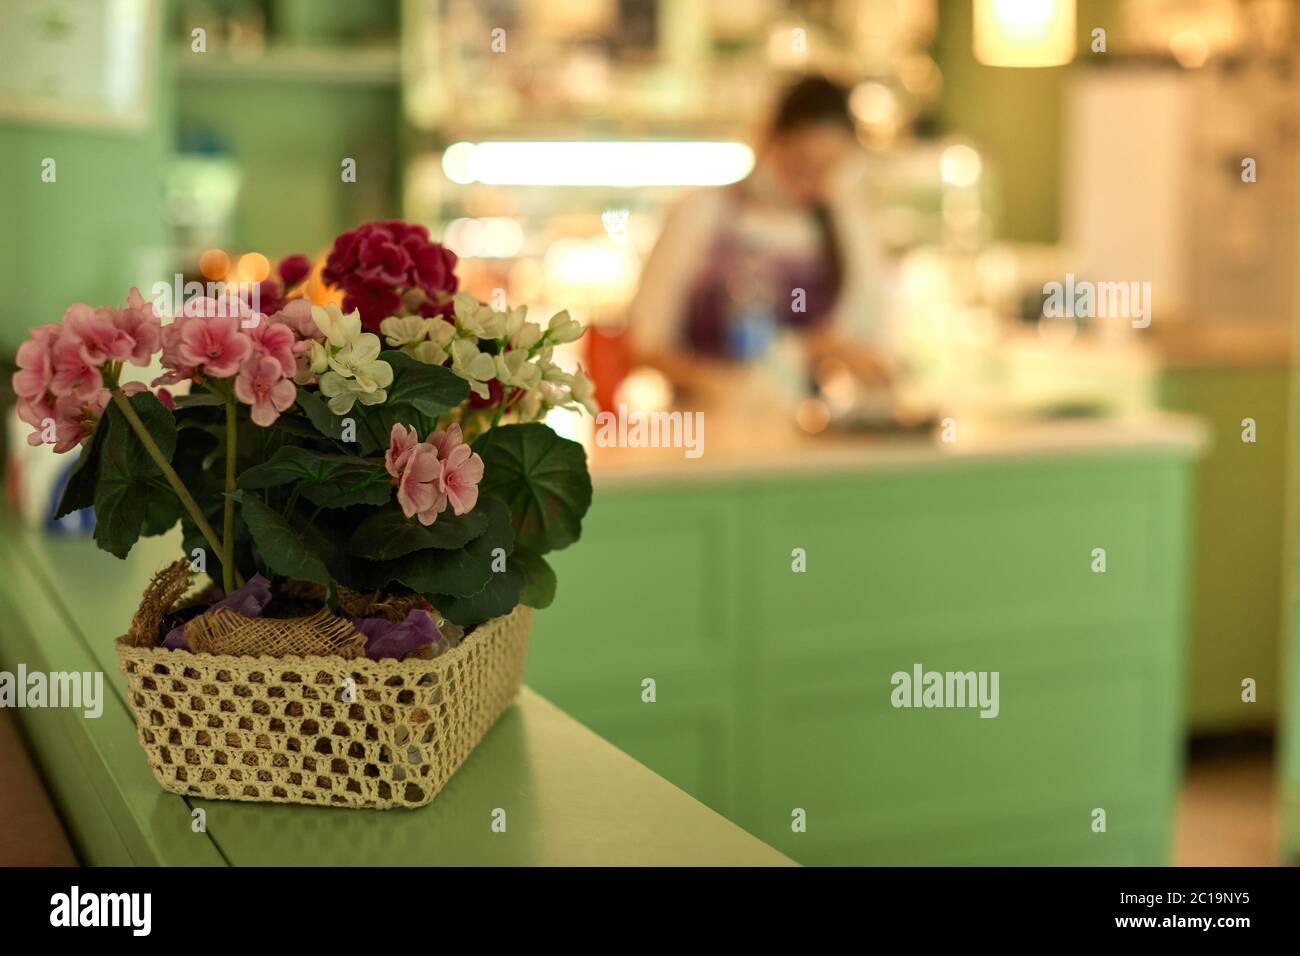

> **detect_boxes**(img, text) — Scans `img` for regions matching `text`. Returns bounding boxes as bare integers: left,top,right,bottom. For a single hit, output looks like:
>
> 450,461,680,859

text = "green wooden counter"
526,413,1207,866
0,530,791,866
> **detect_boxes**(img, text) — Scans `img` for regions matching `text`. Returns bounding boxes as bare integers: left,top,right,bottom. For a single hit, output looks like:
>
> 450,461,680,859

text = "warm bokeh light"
441,141,756,187
940,143,983,188
795,397,831,434
973,0,1076,68
198,248,230,280
443,217,526,259
543,236,640,308
613,367,673,415
1169,30,1210,68
849,81,898,126
236,252,271,283
304,253,342,306
898,54,943,100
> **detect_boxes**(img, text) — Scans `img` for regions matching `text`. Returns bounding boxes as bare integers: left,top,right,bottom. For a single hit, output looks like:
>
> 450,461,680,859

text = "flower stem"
109,389,226,580
223,399,238,595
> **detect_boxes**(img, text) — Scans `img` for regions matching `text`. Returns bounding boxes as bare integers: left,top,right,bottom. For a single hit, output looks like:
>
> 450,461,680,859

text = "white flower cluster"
379,293,597,421
302,304,394,414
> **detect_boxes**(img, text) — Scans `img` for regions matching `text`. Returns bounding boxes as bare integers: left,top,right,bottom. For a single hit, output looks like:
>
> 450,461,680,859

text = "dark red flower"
255,279,282,313
278,254,312,287
418,296,456,321
321,221,460,330
322,228,364,285
410,243,458,297
234,279,282,316
341,274,402,333
467,376,504,409
358,238,412,287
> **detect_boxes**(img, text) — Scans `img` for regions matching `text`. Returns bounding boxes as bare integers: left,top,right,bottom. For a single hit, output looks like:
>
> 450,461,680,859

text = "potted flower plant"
11,221,596,808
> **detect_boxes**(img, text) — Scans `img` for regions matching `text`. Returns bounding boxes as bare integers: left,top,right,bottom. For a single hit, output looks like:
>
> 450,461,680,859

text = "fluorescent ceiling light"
441,141,756,187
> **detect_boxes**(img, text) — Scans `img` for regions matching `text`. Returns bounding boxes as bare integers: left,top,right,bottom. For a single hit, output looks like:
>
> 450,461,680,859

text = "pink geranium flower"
386,422,483,519
396,444,446,526
16,394,56,447
426,421,467,461
112,288,163,365
50,331,104,400
65,304,135,366
247,319,298,375
267,298,321,341
182,291,259,325
439,442,484,516
16,386,106,453
154,318,196,386
46,390,110,453
177,315,252,379
234,356,296,426
385,423,420,479
12,323,60,404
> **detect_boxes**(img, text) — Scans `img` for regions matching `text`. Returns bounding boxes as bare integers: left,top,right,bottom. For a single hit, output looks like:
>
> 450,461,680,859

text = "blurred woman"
627,75,890,401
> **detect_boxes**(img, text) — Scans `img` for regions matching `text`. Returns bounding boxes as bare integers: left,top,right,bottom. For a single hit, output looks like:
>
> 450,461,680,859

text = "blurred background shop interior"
0,0,1298,866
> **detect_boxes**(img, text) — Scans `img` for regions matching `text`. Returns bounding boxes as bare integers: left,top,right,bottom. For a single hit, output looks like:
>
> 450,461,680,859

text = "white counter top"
577,411,1208,486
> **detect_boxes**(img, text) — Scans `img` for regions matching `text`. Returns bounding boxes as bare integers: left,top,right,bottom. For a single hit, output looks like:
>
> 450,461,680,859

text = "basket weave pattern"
116,606,533,809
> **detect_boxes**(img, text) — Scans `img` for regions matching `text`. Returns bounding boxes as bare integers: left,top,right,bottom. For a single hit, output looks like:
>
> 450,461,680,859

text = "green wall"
932,0,1125,243
174,79,401,258
1159,366,1291,732
0,34,172,352
173,0,402,258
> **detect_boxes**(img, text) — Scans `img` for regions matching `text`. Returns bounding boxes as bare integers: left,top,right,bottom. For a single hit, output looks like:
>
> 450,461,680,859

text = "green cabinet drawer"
750,460,1181,659
527,488,745,812
523,447,1194,865
528,488,742,683
787,820,1167,866
742,653,1174,865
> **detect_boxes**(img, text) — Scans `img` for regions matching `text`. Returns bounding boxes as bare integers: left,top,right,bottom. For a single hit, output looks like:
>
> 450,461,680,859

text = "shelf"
174,44,400,86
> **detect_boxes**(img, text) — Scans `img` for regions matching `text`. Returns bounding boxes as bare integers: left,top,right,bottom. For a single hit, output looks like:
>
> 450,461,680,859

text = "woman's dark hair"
770,75,854,136
768,75,855,304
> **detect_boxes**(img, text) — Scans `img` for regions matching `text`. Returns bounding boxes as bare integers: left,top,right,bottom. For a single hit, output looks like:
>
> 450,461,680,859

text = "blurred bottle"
585,323,631,413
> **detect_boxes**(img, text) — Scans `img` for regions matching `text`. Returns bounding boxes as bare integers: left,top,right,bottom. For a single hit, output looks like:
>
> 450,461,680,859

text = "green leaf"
350,497,513,596
92,392,177,558
273,413,330,441
514,550,556,609
294,390,344,441
349,403,422,455
381,350,468,417
238,446,391,508
432,562,525,627
142,485,184,537
348,503,490,560
230,490,334,594
172,392,225,408
53,415,109,518
298,386,423,456
475,423,592,554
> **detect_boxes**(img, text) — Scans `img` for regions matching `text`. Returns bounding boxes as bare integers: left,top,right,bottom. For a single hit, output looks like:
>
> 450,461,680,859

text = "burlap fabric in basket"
114,566,533,810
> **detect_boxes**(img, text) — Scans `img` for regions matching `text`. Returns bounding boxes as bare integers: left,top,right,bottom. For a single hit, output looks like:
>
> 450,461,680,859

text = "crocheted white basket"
116,605,533,809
